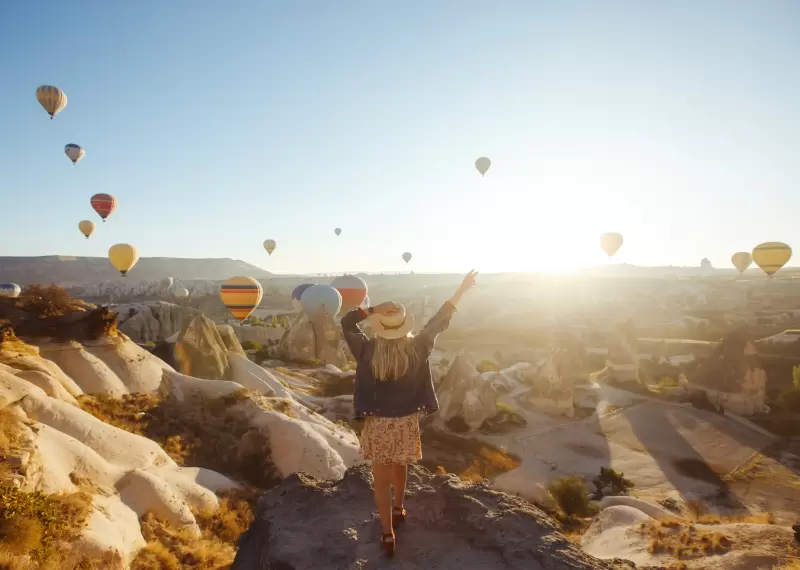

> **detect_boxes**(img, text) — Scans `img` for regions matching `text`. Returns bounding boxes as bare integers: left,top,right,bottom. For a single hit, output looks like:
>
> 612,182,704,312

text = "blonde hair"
371,335,420,381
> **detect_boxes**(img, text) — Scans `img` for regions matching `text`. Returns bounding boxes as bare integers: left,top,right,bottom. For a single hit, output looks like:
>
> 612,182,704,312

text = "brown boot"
392,506,407,529
381,532,396,557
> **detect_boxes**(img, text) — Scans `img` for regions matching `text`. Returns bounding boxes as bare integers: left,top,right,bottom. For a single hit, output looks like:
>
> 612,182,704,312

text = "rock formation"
113,301,199,343
232,463,636,570
278,311,347,368
686,328,767,416
437,351,497,430
173,314,233,380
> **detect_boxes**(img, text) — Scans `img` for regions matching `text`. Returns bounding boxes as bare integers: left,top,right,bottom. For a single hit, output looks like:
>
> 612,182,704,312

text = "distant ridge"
0,256,272,286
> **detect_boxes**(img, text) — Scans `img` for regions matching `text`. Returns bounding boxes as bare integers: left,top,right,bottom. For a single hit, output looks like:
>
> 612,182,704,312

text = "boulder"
437,351,497,430
279,313,316,363
232,463,636,570
175,314,230,380
216,325,247,356
279,311,347,368
687,328,768,416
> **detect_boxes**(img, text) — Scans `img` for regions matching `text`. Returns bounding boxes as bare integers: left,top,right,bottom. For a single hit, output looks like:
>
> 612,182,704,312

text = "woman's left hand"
457,270,478,294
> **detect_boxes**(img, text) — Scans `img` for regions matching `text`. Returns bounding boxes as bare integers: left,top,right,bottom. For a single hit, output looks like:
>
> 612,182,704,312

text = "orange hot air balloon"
330,275,367,314
91,193,117,222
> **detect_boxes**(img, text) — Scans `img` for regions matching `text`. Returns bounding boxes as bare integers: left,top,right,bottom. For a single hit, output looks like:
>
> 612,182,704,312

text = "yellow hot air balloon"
36,85,68,119
108,244,139,276
220,276,263,321
263,239,277,256
752,242,792,278
600,232,624,258
78,220,95,239
731,252,752,275
475,157,491,176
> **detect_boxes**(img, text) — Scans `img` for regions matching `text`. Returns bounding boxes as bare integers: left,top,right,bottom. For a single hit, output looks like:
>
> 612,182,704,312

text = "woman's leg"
371,463,394,535
391,463,408,509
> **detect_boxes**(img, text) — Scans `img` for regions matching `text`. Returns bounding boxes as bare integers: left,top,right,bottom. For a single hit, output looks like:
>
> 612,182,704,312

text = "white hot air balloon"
65,144,85,165
475,157,491,176
173,287,189,299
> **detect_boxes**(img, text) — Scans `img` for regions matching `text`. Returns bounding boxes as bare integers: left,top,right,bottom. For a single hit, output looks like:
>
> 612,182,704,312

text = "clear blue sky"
2,1,799,275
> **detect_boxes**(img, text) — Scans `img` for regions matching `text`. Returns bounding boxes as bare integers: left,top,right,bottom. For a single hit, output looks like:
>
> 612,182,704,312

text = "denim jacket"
341,302,457,419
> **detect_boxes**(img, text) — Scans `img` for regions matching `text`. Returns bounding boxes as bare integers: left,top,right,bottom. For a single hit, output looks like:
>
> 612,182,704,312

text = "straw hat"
369,303,414,340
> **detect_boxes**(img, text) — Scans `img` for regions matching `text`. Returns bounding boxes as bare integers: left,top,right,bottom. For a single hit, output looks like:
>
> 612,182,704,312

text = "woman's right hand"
372,301,399,315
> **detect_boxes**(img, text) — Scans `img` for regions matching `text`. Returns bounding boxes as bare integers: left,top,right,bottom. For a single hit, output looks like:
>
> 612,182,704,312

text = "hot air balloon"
78,220,95,239
108,244,139,277
731,252,753,276
36,85,67,119
263,239,277,256
330,275,367,314
173,287,189,299
65,144,85,165
0,284,21,298
600,232,624,258
291,283,314,312
361,295,370,309
91,193,117,222
335,228,342,237
475,157,491,176
300,285,342,318
752,242,792,278
220,276,263,321
402,252,412,264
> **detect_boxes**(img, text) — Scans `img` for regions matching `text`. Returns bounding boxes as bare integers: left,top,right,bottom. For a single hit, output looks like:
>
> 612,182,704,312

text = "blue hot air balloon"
0,284,22,298
300,285,342,318
291,283,314,312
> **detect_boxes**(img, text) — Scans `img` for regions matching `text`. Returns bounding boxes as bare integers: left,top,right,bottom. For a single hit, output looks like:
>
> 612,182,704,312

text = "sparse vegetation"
547,475,596,518
0,486,93,565
131,489,256,570
476,359,498,373
240,341,263,352
638,519,732,559
77,392,280,490
419,429,520,483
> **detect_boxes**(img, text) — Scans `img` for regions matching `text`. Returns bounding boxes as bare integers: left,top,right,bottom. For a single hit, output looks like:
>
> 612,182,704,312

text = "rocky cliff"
232,463,637,570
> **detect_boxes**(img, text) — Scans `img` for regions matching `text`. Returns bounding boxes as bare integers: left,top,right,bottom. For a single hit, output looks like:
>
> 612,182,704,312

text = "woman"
341,270,478,556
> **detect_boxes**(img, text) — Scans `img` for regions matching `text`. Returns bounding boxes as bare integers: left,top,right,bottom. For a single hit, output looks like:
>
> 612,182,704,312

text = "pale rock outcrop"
437,351,497,430
0,348,84,397
159,369,245,402
113,301,198,343
237,397,358,480
20,388,176,470
37,341,129,396
583,500,798,569
82,336,172,393
16,370,78,405
116,469,200,534
232,463,635,570
228,352,291,398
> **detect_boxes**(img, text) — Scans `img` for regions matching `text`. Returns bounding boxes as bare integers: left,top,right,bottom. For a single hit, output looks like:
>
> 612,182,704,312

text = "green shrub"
780,387,800,412
657,376,678,388
547,475,594,517
793,364,800,390
271,315,278,328
476,359,498,373
594,466,634,495
240,341,263,352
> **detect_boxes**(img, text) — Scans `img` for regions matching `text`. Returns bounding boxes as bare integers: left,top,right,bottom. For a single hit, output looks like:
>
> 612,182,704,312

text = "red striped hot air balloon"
91,193,117,222
330,274,367,314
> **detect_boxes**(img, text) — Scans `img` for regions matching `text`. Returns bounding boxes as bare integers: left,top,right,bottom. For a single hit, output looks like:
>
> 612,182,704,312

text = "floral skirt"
359,413,422,465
